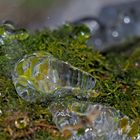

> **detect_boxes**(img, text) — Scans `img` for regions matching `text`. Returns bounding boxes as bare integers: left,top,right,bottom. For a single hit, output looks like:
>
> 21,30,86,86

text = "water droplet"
80,31,85,36
135,62,140,67
123,16,131,24
106,26,123,44
73,25,90,41
15,29,29,41
15,116,29,129
73,17,101,34
12,51,95,102
112,30,119,38
2,20,15,30
0,22,15,37
87,20,100,34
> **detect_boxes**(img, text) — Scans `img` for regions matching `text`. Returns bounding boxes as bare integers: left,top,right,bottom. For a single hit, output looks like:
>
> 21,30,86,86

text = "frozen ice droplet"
49,101,139,140
49,102,80,132
12,51,95,102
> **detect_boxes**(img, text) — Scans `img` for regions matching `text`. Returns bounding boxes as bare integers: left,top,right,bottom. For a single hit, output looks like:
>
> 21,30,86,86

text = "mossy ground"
0,24,140,139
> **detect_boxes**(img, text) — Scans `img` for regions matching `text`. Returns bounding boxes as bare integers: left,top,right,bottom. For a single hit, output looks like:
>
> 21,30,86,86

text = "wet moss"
0,23,140,139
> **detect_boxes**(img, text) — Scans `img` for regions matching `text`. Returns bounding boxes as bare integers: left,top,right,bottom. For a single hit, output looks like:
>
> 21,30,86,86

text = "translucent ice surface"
12,51,95,102
49,101,139,140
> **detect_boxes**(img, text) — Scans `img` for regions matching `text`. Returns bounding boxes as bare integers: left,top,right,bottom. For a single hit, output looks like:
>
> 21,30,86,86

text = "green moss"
0,23,140,139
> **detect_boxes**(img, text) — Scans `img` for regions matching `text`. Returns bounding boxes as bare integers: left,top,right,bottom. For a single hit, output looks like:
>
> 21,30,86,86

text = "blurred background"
0,0,139,51
0,0,135,30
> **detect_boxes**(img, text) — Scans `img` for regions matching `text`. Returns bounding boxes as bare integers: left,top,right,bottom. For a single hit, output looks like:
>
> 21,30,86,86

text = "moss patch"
0,23,140,139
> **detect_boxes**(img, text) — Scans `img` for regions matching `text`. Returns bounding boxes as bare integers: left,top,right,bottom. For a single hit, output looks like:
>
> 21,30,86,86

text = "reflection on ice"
12,51,95,102
49,101,139,140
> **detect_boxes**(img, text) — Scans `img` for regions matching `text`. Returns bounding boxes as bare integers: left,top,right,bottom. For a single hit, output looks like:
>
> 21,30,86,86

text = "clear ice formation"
12,51,139,139
49,101,139,140
12,51,95,102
